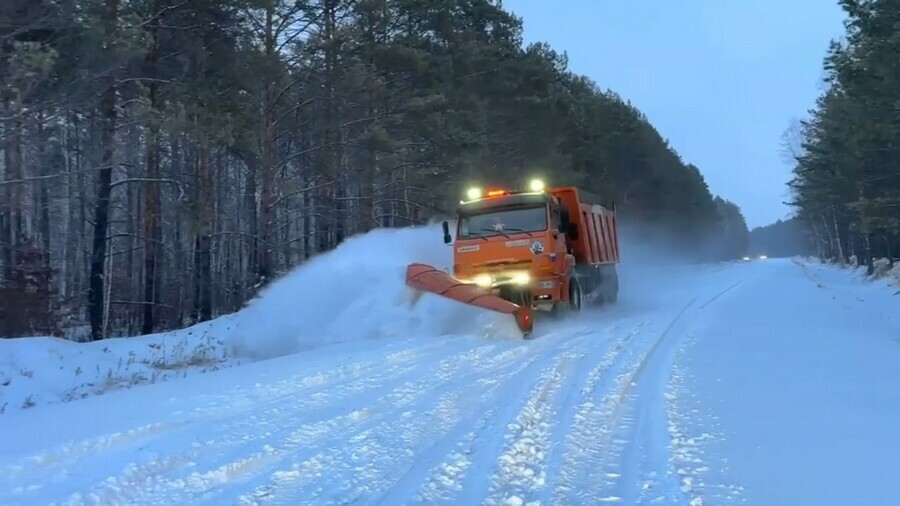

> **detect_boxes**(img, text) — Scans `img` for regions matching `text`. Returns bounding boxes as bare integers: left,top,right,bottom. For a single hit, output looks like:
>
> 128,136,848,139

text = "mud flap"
405,263,534,337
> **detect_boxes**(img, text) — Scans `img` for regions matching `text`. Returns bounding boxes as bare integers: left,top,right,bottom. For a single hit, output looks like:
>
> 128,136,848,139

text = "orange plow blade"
405,263,533,336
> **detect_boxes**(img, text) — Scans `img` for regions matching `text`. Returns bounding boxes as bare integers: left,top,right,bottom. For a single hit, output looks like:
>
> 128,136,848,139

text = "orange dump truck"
406,179,620,338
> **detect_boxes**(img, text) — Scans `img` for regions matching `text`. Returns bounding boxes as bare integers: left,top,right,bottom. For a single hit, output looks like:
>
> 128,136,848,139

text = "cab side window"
551,204,561,231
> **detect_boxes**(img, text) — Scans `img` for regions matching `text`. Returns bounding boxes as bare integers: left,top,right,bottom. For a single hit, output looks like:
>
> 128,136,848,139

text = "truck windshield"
458,206,548,238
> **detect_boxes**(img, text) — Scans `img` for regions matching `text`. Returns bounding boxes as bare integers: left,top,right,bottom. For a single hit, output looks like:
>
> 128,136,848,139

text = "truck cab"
440,179,619,314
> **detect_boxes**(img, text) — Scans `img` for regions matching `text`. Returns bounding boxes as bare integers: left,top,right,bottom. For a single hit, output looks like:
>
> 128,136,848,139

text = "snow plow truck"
406,179,620,338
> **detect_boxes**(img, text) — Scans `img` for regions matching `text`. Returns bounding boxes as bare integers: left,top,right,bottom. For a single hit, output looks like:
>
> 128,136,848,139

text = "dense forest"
788,0,899,272
749,218,813,258
0,0,748,339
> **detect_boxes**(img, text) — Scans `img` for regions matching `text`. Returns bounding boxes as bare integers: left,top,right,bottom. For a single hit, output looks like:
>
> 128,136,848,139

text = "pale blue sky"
503,0,846,228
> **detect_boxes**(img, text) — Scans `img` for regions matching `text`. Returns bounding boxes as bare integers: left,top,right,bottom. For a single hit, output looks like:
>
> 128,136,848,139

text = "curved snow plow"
405,263,533,337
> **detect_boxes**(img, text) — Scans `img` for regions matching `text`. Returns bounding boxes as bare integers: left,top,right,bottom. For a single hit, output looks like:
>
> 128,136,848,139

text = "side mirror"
442,221,452,244
567,222,579,240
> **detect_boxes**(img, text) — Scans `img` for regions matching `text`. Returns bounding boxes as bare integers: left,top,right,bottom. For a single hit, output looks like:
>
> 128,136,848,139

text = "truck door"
550,202,568,274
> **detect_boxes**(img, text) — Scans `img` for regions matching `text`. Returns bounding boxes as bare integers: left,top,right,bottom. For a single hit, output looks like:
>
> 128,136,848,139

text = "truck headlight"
511,272,530,285
473,274,493,287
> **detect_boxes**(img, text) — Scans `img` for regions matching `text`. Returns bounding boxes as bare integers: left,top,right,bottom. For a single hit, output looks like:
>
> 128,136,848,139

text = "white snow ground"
1,226,899,505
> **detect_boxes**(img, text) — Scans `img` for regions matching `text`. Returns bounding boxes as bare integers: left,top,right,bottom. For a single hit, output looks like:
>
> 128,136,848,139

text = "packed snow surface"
1,225,899,505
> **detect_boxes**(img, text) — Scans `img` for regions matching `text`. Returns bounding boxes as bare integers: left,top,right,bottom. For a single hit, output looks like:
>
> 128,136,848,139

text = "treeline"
788,0,899,271
0,0,747,339
749,218,814,258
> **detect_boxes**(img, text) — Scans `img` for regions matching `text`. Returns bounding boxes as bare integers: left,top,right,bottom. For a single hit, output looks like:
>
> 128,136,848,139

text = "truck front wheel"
568,276,583,312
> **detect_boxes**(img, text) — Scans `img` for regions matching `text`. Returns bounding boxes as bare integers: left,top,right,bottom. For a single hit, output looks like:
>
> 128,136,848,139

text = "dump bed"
551,186,619,265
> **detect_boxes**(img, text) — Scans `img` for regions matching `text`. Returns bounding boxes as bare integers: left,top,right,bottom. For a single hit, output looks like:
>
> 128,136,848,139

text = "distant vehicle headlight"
742,256,751,261
759,255,768,260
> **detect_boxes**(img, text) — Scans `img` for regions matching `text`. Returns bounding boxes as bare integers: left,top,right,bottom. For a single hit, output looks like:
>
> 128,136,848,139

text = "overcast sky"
503,0,847,228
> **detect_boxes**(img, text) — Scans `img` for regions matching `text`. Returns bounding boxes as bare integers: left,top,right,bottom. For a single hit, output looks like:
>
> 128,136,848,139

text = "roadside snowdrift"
799,255,900,290
1,224,520,413
871,258,900,289
0,317,237,414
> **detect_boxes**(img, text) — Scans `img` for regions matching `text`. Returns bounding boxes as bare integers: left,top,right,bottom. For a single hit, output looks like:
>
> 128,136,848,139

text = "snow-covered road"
1,257,898,505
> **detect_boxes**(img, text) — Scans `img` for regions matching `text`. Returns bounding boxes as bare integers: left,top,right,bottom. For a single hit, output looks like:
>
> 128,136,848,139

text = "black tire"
594,266,619,305
546,302,560,318
606,267,619,304
568,276,583,312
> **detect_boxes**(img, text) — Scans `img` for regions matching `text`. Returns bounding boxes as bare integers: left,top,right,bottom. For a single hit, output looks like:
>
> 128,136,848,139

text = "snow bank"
805,255,900,290
871,258,900,288
227,223,522,361
1,223,521,413
0,316,239,414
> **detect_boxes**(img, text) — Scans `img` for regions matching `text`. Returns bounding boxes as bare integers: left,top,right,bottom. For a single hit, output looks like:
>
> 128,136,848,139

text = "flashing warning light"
487,189,508,197
466,187,482,200
529,179,546,192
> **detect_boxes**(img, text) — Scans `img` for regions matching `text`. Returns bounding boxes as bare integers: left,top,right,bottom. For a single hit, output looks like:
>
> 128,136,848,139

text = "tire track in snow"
616,281,748,504
547,319,648,504
424,329,592,505
485,321,646,506
428,327,605,506
0,336,461,489
479,349,579,505
665,332,745,506
4,339,502,506
549,301,698,505
664,281,751,506
601,302,700,505
3,343,477,504
571,280,751,504
698,281,743,310
377,329,597,506
182,335,471,419
401,320,645,506
234,330,595,506
59,338,539,506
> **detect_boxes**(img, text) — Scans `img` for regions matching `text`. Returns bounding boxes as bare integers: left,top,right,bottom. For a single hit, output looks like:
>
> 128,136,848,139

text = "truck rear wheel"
605,267,619,304
593,265,618,305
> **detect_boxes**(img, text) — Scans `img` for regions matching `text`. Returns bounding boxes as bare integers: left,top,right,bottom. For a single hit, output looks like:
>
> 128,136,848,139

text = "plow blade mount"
405,263,534,336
